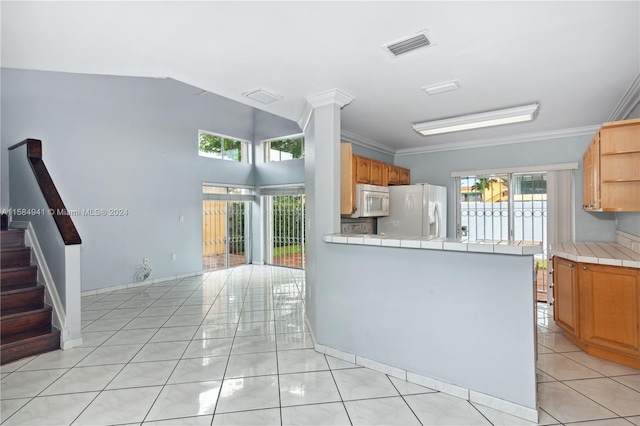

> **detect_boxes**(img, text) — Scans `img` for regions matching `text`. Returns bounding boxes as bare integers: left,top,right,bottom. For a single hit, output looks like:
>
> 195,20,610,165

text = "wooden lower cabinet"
552,257,579,336
552,256,640,369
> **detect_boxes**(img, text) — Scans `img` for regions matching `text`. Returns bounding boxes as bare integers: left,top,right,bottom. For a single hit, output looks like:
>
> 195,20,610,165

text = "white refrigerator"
377,184,447,238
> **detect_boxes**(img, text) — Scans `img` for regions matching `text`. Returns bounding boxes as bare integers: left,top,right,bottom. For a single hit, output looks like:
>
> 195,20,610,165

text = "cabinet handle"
583,266,588,270
569,263,574,268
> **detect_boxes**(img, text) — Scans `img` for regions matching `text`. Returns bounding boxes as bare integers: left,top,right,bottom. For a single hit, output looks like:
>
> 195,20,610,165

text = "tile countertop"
323,234,542,256
550,242,640,269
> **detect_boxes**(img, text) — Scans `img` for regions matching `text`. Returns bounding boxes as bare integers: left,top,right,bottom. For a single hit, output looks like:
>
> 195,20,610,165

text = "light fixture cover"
413,103,539,136
242,89,283,104
423,80,460,95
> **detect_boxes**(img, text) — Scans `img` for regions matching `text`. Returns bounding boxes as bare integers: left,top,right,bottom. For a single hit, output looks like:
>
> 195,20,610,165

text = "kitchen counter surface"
550,241,640,268
323,233,542,255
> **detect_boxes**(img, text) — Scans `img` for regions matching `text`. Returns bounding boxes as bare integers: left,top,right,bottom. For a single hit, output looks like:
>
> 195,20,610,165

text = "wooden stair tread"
1,305,52,321
1,324,54,345
1,284,44,297
0,282,39,292
1,328,60,365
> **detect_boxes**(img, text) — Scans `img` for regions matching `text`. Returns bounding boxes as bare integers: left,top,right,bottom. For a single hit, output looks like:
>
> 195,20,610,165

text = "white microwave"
352,184,390,218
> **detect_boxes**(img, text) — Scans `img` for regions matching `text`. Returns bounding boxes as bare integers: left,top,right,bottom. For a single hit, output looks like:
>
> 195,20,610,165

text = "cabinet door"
553,257,579,336
370,160,383,185
355,156,371,184
388,165,400,185
340,143,356,215
398,167,410,185
579,263,640,356
583,135,600,210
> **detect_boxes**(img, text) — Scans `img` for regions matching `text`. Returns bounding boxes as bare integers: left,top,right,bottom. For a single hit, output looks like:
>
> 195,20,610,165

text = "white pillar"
301,89,354,334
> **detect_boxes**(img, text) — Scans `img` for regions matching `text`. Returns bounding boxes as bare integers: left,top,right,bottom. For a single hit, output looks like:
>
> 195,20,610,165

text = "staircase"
1,227,60,365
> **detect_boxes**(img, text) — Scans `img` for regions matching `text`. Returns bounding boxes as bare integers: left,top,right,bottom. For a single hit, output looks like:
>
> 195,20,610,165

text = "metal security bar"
457,173,548,302
202,185,252,271
264,193,306,269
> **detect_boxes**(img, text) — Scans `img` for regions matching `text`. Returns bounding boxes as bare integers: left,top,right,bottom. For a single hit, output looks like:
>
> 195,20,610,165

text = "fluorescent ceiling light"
413,103,539,136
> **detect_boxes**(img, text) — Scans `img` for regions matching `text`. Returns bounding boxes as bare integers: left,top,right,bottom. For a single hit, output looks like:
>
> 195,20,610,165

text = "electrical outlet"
171,253,177,260
179,215,185,223
143,258,149,266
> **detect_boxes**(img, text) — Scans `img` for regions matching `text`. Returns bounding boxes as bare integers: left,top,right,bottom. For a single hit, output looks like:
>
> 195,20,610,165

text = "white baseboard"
81,270,205,296
61,336,84,350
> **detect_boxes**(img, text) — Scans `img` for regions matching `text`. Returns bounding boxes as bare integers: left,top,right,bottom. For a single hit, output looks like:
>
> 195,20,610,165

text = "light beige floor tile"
73,386,163,425
537,353,603,380
562,351,640,377
281,403,349,426
537,381,617,423
145,381,222,421
537,333,581,352
345,396,421,425
2,392,98,426
213,408,281,425
404,393,491,425
612,375,640,392
564,377,640,416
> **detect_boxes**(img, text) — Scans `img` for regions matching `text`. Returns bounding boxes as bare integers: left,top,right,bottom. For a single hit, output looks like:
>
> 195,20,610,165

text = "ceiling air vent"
242,89,283,105
384,31,433,57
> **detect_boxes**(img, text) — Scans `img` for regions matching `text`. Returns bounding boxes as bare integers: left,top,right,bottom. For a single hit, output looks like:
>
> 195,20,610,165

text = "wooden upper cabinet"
398,167,411,185
355,155,371,184
340,142,412,215
369,160,384,185
583,134,600,211
583,118,640,212
387,165,411,185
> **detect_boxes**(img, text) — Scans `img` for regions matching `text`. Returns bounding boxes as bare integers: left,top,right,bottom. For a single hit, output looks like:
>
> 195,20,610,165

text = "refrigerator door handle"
434,202,441,238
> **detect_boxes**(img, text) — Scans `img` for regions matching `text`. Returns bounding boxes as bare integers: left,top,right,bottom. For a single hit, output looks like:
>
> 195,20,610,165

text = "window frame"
263,133,305,163
198,129,252,164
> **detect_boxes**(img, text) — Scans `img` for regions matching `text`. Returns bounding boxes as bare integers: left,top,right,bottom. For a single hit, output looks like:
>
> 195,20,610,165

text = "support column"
301,89,354,335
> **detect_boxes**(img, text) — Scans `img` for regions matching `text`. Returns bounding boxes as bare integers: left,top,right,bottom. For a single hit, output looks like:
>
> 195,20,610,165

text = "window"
264,134,304,162
199,130,251,163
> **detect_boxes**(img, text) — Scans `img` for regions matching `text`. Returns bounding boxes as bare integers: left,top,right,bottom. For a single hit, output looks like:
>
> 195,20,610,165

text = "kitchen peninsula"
314,235,542,422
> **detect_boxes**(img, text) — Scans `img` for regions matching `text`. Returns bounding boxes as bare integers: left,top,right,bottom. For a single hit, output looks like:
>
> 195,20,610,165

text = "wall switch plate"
179,215,184,223
171,253,177,260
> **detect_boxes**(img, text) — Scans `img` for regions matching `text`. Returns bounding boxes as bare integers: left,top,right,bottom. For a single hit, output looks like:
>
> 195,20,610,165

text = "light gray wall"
617,213,640,236
318,244,537,410
351,144,394,164
395,135,617,241
1,68,298,291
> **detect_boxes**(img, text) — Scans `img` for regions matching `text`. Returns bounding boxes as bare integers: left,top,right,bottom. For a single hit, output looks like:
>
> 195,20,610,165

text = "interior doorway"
456,172,548,302
202,185,252,271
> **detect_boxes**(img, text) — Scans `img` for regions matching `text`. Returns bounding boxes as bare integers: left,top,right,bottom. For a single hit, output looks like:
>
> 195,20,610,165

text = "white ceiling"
2,1,639,154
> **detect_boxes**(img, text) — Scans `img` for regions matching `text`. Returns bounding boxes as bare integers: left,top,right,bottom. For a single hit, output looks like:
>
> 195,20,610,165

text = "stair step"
1,327,60,365
0,282,38,292
1,285,45,316
0,230,25,248
0,266,38,288
0,247,31,268
0,306,53,339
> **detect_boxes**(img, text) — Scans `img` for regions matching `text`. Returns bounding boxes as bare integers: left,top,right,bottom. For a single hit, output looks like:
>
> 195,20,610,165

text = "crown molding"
608,72,640,121
305,88,354,109
340,130,396,156
395,125,600,156
297,89,355,132
297,100,314,132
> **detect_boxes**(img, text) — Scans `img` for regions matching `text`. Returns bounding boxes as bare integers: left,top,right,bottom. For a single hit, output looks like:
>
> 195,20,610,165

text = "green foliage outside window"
199,132,247,163
266,136,304,162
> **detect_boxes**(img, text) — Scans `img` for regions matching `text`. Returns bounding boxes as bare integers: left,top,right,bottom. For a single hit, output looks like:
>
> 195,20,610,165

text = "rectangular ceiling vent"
242,89,283,105
384,31,433,57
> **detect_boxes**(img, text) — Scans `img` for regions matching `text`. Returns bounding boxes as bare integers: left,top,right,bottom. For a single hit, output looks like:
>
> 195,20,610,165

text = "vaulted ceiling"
2,1,638,154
